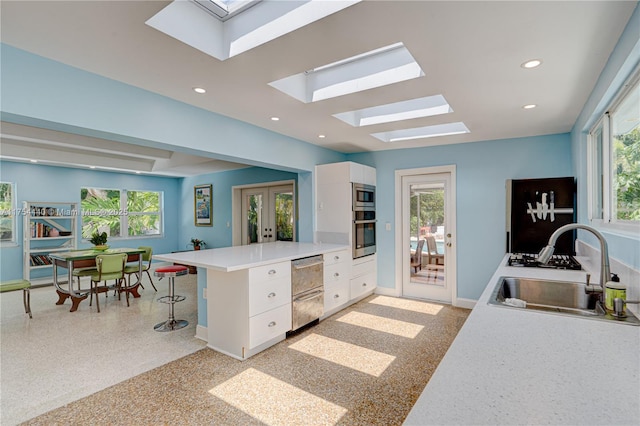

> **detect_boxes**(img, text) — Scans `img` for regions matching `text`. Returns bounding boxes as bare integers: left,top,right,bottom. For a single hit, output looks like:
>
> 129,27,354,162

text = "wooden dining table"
49,247,144,312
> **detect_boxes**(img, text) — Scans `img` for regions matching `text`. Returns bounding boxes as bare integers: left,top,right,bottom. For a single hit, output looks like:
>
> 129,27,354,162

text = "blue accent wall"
349,134,573,300
0,161,180,281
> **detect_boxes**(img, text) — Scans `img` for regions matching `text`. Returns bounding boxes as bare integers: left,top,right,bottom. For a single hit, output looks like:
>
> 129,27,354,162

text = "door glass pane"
409,184,445,285
245,194,262,244
274,190,294,241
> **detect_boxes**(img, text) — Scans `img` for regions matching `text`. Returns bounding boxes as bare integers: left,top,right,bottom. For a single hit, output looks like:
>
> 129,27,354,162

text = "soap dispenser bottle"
605,273,625,311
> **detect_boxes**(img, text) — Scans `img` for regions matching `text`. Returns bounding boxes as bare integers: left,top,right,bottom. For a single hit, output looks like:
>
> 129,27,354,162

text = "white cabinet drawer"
323,249,350,266
249,278,291,317
324,261,350,286
248,261,291,283
352,256,376,278
249,304,291,349
350,272,376,300
324,283,349,312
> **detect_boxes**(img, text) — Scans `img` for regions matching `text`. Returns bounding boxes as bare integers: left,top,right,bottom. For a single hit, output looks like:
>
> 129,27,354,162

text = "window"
81,188,162,239
588,68,640,229
0,182,16,243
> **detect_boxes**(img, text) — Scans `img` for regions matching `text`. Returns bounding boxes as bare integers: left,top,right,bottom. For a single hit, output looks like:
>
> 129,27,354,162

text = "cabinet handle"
334,294,340,299
334,272,339,278
268,321,276,327
268,269,276,275
362,282,367,287
267,292,276,298
334,255,340,261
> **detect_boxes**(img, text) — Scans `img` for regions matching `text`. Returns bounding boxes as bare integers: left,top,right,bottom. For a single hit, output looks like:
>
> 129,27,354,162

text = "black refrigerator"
506,177,577,255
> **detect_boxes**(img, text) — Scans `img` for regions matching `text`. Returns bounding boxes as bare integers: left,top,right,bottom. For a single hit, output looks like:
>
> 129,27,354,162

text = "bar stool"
153,265,188,332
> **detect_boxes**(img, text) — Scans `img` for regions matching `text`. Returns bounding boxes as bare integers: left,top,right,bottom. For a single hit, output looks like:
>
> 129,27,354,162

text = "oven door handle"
353,219,377,224
294,289,323,302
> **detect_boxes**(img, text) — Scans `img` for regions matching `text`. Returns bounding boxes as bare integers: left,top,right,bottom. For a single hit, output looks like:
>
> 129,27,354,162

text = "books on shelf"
29,254,52,266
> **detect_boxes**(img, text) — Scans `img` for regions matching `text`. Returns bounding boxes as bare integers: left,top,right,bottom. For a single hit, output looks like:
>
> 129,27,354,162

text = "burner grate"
508,253,581,270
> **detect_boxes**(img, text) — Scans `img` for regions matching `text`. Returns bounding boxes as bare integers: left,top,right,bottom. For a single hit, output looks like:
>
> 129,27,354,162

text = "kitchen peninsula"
154,241,365,360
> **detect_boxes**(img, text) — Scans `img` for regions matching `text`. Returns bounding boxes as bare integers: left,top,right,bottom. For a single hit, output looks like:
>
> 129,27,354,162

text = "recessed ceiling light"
523,104,537,109
521,59,542,69
193,87,206,94
271,117,280,121
318,134,326,138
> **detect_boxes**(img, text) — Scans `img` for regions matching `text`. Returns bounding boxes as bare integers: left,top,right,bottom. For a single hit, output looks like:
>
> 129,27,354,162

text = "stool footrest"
157,295,185,304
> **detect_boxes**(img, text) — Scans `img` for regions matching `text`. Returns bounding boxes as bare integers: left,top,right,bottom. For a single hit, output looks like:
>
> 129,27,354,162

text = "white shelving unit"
23,201,78,286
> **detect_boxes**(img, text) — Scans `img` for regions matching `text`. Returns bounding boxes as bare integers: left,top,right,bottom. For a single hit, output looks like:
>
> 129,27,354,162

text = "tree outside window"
0,182,15,242
81,188,162,239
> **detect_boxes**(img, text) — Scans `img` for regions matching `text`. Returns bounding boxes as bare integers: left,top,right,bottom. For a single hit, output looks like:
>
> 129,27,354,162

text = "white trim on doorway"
394,165,459,306
231,179,296,246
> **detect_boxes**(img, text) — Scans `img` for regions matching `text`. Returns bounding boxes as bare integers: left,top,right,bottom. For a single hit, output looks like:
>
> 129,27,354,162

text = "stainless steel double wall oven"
352,183,376,259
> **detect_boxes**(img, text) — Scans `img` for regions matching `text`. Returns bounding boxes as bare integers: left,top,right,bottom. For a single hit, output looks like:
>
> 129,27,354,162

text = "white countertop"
404,254,640,425
154,241,349,272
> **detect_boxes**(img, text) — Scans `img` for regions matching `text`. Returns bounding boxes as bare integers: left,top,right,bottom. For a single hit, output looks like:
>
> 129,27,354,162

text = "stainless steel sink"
488,276,640,325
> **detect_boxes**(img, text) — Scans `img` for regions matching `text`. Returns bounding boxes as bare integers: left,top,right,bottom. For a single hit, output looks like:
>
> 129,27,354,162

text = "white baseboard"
454,298,476,309
195,324,207,342
374,286,399,297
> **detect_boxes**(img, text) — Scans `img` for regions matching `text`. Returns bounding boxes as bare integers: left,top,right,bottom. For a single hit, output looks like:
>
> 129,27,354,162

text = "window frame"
80,187,164,240
587,66,640,236
0,181,17,245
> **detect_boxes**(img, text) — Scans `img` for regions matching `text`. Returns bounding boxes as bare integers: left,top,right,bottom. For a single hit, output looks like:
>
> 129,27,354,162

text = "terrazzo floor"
2,269,469,426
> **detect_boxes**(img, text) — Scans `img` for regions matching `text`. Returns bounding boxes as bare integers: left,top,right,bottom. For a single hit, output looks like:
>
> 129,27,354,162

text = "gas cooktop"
507,253,582,270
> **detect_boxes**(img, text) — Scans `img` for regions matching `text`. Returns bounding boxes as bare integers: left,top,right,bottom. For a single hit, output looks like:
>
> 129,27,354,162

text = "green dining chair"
90,253,127,313
124,246,157,292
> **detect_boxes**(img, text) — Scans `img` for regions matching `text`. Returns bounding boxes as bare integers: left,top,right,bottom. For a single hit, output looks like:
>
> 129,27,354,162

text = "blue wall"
179,167,298,250
349,133,573,300
0,161,180,281
571,3,640,270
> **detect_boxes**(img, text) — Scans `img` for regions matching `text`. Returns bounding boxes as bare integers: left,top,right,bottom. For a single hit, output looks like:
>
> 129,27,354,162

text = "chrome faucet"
538,223,611,296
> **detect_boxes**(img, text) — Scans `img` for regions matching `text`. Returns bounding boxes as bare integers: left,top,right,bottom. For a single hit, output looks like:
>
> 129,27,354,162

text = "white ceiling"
0,0,636,176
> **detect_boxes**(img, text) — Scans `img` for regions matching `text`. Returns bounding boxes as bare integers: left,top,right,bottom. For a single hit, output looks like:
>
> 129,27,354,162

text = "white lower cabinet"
208,260,292,360
322,250,351,318
350,254,377,301
249,303,291,348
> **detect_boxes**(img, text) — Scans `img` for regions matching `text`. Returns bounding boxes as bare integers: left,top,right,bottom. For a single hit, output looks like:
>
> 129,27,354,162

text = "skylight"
269,42,424,103
194,0,261,21
333,95,452,127
371,122,470,143
146,0,361,61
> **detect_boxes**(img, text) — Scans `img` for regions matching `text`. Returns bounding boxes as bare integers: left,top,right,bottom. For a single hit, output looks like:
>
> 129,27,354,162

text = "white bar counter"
154,241,349,271
154,241,352,360
403,254,640,425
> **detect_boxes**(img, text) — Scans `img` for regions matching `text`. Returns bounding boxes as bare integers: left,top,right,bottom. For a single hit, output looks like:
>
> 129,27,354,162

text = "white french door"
398,167,456,303
240,184,295,245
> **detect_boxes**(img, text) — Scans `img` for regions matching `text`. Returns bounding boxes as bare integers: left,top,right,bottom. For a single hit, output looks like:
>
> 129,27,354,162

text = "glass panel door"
272,186,294,241
241,184,295,245
241,188,266,245
402,173,452,302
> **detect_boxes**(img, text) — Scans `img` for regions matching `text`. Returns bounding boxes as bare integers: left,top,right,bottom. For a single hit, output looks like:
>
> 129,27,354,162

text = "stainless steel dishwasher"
290,255,324,331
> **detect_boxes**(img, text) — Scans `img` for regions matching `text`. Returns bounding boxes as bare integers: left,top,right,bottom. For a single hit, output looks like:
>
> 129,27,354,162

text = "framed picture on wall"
194,184,212,226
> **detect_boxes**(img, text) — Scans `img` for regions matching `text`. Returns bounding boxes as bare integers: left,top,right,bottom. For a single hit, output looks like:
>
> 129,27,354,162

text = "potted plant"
90,231,109,250
189,238,206,250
